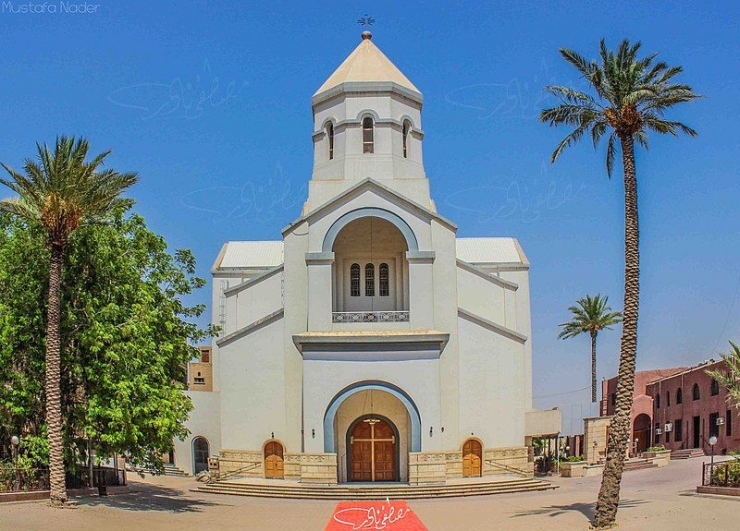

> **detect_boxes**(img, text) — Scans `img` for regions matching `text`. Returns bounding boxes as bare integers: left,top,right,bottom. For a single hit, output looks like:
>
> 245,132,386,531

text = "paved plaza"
0,457,736,531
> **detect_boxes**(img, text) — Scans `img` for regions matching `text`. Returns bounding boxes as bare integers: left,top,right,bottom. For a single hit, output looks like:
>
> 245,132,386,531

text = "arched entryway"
264,441,285,479
633,414,651,455
192,437,209,474
462,438,482,477
347,415,399,482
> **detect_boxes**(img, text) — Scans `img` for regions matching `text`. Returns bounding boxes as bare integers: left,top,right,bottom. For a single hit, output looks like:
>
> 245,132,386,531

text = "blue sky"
1,1,738,433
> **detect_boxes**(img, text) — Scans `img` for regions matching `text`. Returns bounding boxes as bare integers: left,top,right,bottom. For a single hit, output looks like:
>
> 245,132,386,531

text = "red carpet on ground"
324,500,428,531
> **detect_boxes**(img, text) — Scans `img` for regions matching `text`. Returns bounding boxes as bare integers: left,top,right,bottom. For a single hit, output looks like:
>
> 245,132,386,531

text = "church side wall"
219,317,287,451
232,270,283,327
457,316,527,448
498,268,533,411
173,390,221,475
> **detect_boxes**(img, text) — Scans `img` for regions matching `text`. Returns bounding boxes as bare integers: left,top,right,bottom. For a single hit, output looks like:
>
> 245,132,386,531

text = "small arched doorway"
633,414,651,455
348,416,398,482
193,437,209,474
264,441,284,479
462,438,482,477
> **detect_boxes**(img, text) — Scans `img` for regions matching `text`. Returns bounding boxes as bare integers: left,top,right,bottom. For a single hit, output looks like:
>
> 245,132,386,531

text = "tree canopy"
0,209,211,471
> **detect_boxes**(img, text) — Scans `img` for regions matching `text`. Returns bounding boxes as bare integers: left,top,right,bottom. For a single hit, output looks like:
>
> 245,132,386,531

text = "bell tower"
306,31,433,211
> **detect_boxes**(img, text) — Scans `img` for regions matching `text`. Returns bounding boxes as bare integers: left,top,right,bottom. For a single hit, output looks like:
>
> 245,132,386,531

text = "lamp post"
565,445,570,459
709,435,718,485
10,435,20,491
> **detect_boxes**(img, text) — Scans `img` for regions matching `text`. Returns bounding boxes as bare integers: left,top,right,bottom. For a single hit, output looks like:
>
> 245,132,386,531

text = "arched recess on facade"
323,380,422,453
322,207,419,253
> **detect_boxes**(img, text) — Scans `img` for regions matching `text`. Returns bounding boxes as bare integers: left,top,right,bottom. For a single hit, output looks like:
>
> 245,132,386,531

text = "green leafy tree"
0,210,208,476
558,294,622,403
0,136,138,505
541,40,699,528
708,342,740,412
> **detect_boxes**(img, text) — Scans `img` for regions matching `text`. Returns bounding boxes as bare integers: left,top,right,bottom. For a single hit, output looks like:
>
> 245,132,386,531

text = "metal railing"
66,466,126,489
486,459,532,478
332,311,409,323
215,462,262,482
702,459,740,487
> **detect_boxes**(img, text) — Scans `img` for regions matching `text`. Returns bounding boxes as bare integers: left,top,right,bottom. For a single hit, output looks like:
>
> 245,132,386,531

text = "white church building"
175,31,560,485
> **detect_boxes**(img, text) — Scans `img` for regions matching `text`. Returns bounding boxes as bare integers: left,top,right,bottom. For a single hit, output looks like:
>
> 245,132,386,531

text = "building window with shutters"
362,117,374,153
350,263,360,297
364,263,375,296
674,419,683,442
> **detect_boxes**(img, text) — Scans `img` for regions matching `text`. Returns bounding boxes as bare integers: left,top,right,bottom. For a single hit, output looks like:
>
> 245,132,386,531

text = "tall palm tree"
558,294,622,403
0,137,137,506
541,40,699,529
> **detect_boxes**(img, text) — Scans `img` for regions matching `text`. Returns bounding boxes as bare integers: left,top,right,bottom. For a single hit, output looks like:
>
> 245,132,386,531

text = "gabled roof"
313,33,421,104
456,238,528,266
282,177,457,237
212,241,284,272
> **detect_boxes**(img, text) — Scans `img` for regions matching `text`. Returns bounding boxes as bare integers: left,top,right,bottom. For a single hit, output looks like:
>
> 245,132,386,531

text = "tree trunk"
46,243,67,506
593,134,640,529
591,332,597,403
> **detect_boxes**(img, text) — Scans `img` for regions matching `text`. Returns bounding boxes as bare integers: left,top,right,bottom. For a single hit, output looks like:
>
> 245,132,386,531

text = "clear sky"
1,1,738,433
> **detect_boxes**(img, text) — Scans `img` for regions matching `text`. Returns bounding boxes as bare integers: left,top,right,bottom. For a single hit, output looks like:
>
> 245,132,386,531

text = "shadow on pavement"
511,498,646,522
77,483,228,513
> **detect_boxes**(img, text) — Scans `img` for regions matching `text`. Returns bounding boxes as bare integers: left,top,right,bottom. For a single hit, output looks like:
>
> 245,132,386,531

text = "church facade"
174,32,560,484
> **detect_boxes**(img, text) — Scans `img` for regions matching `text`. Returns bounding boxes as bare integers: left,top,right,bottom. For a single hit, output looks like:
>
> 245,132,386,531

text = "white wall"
174,391,222,475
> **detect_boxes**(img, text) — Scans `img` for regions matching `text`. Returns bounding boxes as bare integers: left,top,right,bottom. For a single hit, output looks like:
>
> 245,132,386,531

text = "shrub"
712,461,740,487
646,445,667,452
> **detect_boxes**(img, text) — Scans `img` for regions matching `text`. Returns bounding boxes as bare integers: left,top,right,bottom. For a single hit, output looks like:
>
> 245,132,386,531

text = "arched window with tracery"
402,120,411,158
365,263,375,296
362,117,374,153
350,263,360,297
327,122,334,160
379,263,389,296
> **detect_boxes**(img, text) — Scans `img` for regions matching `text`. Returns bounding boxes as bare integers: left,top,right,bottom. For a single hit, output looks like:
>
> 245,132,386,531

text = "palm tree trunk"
46,243,67,506
591,332,597,403
593,134,640,529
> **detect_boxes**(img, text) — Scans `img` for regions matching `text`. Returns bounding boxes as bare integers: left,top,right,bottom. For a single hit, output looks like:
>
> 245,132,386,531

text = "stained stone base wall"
482,446,532,476
213,447,530,484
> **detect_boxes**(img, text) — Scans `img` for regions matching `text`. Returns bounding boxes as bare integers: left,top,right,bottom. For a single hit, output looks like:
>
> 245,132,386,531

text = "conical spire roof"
313,32,421,103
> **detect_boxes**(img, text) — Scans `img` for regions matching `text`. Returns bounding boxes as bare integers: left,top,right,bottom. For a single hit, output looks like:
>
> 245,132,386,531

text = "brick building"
601,360,739,456
646,360,738,455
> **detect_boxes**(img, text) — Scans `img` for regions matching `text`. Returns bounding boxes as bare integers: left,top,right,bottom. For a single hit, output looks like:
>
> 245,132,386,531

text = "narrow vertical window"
656,394,661,409
364,263,375,296
677,388,683,404
711,378,720,396
350,263,360,297
666,391,670,407
379,263,389,296
327,122,334,160
727,410,733,437
402,120,411,158
362,117,374,153
693,384,700,401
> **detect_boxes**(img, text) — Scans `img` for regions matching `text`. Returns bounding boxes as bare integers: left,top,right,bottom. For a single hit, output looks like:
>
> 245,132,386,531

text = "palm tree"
708,342,740,410
558,295,622,403
0,137,137,506
541,40,699,529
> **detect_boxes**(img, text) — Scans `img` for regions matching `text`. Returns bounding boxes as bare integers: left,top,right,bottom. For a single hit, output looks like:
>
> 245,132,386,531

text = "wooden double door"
350,418,397,482
264,441,284,479
462,438,482,477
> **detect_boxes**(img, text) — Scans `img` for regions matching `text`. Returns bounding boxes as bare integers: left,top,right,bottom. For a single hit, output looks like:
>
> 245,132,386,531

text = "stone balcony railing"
332,311,410,323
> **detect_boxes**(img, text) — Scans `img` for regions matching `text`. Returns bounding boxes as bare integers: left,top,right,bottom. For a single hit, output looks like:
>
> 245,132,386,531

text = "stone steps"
623,459,658,472
196,477,556,500
162,465,189,477
671,448,705,460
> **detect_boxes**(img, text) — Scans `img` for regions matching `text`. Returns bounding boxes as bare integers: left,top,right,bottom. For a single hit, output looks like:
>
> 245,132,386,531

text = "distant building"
187,346,213,392
601,368,686,455
601,361,739,456
646,360,738,455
